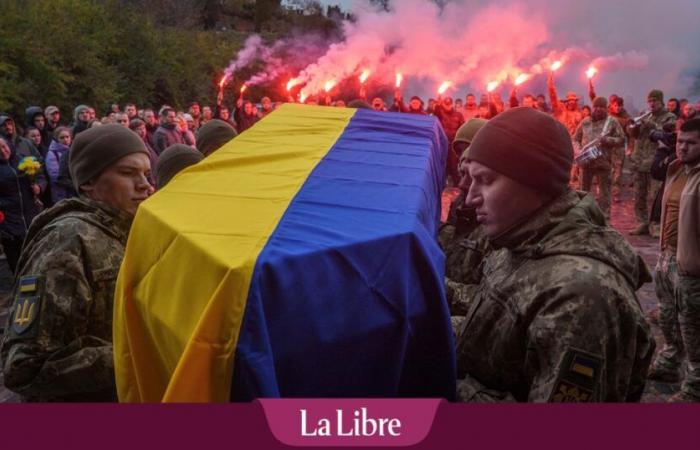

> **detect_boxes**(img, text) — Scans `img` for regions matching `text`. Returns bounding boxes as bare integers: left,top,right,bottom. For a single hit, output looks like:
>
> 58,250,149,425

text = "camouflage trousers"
633,171,661,225
677,275,700,399
653,251,683,370
581,167,612,218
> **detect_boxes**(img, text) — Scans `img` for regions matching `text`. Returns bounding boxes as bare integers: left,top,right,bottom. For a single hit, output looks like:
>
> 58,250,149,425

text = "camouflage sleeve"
523,272,652,402
607,119,625,147
0,226,115,400
445,278,478,316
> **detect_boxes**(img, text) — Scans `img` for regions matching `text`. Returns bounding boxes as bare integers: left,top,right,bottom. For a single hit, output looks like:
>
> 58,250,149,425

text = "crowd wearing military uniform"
1,80,700,402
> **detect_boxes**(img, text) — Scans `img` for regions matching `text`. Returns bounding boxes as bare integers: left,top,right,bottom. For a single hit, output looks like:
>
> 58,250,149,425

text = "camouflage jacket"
573,115,625,170
629,109,677,172
0,197,132,402
439,210,491,316
456,190,655,402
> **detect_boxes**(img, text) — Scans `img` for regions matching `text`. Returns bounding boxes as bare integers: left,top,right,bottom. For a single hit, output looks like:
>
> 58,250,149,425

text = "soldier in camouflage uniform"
439,119,490,325
628,90,677,235
573,97,625,218
455,108,655,402
0,125,153,401
547,74,583,137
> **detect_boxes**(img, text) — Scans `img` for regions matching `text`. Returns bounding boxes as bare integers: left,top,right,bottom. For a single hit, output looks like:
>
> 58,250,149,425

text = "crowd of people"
0,73,699,402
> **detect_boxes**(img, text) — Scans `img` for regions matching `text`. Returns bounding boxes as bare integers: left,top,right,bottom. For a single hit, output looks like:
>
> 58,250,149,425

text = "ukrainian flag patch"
19,276,38,294
549,348,603,403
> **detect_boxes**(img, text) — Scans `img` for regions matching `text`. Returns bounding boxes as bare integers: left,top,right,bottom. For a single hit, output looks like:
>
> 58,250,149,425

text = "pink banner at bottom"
258,399,442,447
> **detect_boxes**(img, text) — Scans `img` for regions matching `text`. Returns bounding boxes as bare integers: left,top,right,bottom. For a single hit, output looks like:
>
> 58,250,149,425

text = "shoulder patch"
549,348,603,403
10,275,45,336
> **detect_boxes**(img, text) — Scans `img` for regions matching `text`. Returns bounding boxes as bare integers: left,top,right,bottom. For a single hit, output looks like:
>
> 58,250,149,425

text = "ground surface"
0,185,676,402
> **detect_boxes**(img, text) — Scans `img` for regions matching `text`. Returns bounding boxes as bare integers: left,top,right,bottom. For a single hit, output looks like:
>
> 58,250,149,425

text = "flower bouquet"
17,156,44,208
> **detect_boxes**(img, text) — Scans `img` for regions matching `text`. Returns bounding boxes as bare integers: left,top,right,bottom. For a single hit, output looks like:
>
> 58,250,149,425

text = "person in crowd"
462,94,479,121
573,97,625,219
71,105,91,137
196,119,237,157
24,128,44,155
667,118,700,402
581,105,591,119
455,98,464,114
667,98,680,118
335,100,346,108
24,107,50,156
216,105,237,129
234,99,259,133
44,106,61,136
676,102,697,132
608,96,632,196
0,125,154,402
178,114,196,147
440,119,489,324
0,138,41,274
260,97,274,117
370,97,387,112
427,98,437,115
434,96,465,185
142,109,158,149
124,103,138,121
201,106,213,126
153,107,184,155
130,118,158,185
188,102,202,129
114,112,130,128
455,107,654,402
628,90,677,235
0,115,46,191
110,104,120,114
548,73,583,136
87,107,96,121
45,127,73,204
536,94,550,113
646,121,682,385
492,93,505,115
155,144,204,189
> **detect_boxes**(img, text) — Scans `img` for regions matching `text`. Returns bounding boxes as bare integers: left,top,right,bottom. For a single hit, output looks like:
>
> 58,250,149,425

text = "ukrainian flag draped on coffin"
113,104,455,402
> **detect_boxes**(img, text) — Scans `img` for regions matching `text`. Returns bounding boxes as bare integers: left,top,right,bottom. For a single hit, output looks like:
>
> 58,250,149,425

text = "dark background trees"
0,0,340,120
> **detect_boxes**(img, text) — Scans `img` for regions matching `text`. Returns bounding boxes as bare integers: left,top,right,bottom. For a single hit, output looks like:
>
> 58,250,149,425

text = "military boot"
630,223,649,236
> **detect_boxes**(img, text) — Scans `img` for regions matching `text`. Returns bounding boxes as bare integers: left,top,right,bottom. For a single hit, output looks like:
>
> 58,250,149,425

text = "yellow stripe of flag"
113,104,356,402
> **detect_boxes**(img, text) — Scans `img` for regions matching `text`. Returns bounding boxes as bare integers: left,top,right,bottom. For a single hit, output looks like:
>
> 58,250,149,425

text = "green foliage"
0,0,261,119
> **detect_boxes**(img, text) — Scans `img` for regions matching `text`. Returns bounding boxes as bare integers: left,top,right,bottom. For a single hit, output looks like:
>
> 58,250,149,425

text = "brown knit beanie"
69,124,149,191
196,119,237,157
347,100,372,109
155,144,204,188
468,107,573,197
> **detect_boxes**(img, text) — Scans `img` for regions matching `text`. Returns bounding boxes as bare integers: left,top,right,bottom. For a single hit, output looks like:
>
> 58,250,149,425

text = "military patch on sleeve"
10,275,45,336
549,348,603,403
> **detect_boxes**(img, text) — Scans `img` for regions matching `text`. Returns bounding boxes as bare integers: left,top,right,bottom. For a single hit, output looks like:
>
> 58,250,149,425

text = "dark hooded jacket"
456,190,655,402
0,149,41,239
24,106,50,156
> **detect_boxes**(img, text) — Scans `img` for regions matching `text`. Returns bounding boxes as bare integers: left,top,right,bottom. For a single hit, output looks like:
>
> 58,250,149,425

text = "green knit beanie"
648,90,664,102
69,124,149,191
455,118,487,161
593,97,608,108
196,119,237,157
155,144,204,188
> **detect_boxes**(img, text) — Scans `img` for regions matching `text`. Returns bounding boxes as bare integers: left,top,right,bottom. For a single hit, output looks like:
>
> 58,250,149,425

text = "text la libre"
300,408,402,437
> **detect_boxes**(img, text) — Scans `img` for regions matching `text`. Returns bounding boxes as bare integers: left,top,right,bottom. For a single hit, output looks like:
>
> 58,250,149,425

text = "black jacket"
0,152,41,239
